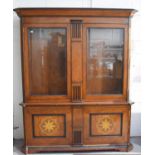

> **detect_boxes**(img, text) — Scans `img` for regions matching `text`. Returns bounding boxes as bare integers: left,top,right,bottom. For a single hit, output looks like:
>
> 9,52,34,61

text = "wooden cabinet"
14,8,136,153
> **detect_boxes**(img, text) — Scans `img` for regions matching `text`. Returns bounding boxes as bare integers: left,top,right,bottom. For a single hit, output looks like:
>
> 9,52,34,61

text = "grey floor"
13,137,141,155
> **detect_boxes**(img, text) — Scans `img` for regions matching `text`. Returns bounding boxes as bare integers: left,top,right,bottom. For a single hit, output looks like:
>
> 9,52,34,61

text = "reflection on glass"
87,28,124,95
28,28,67,95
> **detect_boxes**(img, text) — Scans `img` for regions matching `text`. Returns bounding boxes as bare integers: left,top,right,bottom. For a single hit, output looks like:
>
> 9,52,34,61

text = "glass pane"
87,28,124,95
28,28,67,95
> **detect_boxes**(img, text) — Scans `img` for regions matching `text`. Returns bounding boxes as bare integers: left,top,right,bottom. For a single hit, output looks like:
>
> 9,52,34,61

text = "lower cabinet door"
83,105,131,145
24,106,72,146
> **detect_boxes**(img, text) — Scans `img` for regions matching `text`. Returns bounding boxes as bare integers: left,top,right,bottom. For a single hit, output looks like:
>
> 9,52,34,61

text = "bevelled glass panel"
87,28,124,95
28,28,67,95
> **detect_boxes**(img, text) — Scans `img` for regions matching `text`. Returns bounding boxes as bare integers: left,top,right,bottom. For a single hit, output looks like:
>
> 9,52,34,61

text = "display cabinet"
14,8,136,153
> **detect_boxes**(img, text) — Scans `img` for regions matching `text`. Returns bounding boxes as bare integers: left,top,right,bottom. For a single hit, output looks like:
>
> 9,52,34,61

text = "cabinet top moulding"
13,8,137,18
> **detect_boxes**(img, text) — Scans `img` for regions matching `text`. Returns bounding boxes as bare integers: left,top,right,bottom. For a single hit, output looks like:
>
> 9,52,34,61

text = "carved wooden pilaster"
71,20,83,102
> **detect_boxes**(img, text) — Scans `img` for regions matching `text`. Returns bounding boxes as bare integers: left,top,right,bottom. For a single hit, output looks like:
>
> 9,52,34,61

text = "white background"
13,0,141,139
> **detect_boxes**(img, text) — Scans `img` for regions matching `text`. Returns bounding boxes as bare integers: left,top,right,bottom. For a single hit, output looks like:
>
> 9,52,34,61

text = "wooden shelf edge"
19,102,132,107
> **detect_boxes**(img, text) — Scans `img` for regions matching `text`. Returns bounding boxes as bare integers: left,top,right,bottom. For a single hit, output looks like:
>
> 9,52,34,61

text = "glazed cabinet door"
22,24,71,102
83,24,128,101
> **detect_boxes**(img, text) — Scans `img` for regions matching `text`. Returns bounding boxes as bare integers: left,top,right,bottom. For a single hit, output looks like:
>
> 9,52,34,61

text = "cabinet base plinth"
23,144,133,154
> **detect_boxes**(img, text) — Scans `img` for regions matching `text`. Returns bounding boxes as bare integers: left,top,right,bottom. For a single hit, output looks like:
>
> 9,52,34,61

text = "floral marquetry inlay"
33,115,65,137
97,117,113,132
40,119,57,134
90,114,122,136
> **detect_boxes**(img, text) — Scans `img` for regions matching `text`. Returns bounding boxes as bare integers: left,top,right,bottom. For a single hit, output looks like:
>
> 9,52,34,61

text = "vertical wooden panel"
71,42,83,82
72,107,83,145
71,20,83,102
